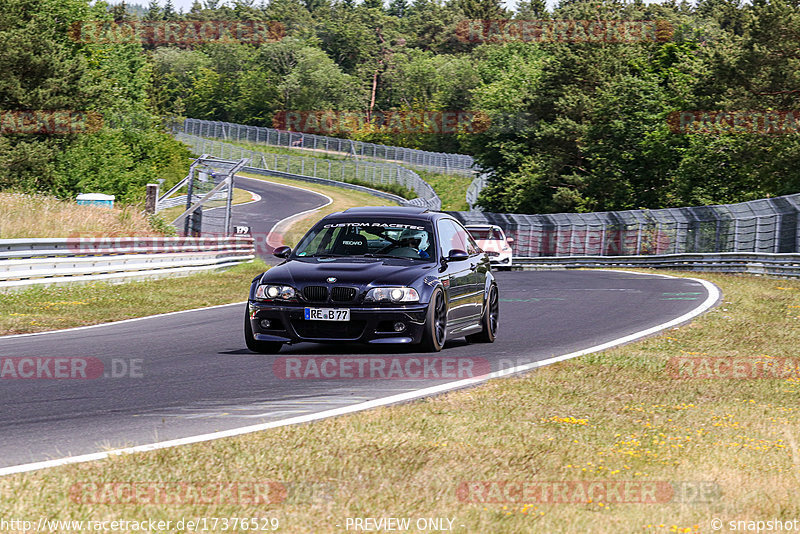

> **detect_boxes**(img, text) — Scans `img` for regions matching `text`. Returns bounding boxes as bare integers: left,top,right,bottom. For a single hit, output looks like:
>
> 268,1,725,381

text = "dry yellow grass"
0,192,164,239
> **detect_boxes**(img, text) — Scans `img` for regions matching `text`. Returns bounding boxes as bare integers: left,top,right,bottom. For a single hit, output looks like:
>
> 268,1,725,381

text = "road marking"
202,189,262,214
501,297,565,302
0,272,720,477
0,302,245,340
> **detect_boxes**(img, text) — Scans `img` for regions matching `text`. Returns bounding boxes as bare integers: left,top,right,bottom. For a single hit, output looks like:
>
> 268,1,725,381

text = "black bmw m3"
245,206,499,353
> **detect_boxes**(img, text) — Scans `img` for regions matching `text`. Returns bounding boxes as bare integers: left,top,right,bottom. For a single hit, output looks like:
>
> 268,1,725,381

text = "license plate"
304,308,350,321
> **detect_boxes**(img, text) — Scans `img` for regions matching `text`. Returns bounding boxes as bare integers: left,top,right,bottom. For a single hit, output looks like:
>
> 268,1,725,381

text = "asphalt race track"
0,269,716,471
201,175,331,258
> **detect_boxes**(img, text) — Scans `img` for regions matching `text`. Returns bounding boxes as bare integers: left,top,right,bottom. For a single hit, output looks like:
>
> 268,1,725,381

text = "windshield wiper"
361,253,425,260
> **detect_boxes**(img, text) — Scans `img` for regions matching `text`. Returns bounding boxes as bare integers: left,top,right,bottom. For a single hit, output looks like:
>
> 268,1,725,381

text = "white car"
466,224,514,269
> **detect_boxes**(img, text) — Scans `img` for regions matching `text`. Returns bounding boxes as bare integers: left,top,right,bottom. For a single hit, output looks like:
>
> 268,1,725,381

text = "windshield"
467,227,504,240
293,221,435,261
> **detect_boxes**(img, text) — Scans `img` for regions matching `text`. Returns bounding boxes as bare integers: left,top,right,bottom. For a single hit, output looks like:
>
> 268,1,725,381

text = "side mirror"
506,237,514,243
273,245,291,259
446,249,469,261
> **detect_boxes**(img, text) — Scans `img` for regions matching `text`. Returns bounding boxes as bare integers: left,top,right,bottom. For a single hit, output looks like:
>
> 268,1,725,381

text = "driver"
398,228,430,258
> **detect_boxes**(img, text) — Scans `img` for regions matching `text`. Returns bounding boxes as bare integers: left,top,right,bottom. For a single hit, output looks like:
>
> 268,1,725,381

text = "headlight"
364,287,420,303
255,284,296,300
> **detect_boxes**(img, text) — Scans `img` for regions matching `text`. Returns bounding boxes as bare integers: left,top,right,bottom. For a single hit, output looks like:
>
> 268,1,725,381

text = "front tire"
244,305,284,354
466,284,498,343
420,287,447,352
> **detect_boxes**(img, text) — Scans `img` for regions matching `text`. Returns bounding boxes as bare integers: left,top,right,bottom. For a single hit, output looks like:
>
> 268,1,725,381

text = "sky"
108,0,536,15
107,0,670,18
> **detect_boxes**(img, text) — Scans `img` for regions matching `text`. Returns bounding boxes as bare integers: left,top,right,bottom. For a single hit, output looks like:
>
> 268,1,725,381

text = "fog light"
393,321,406,332
260,319,272,329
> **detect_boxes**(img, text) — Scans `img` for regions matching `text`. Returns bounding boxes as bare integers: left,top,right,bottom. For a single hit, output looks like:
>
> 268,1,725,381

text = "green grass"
416,169,472,211
0,260,269,335
3,271,799,533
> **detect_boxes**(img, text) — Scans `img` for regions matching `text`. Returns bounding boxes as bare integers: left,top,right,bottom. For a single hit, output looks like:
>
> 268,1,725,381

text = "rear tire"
420,287,447,352
466,284,498,343
244,305,284,354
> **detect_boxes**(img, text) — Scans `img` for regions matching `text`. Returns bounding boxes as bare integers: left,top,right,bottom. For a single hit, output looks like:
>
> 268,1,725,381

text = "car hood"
260,257,436,287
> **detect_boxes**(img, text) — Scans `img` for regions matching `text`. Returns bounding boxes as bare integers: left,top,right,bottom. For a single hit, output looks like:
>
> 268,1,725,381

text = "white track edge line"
0,272,720,476
0,302,247,340
250,177,334,249
202,189,262,214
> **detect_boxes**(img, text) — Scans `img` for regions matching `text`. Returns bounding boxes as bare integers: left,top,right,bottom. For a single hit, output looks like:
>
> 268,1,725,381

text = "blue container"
76,193,115,208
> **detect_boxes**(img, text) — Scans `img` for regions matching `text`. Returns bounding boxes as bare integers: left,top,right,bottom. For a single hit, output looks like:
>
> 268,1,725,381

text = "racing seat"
333,233,368,256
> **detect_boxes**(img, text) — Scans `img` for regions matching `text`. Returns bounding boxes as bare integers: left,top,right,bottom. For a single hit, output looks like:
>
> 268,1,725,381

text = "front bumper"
489,253,513,266
248,301,429,344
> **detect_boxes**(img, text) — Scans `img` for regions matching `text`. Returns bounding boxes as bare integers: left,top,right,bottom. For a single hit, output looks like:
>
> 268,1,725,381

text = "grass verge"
2,271,799,532
0,192,167,239
0,260,268,336
416,170,472,211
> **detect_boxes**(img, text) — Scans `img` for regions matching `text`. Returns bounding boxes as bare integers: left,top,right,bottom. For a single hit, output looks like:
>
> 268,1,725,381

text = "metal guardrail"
174,132,441,210
512,253,800,277
180,118,478,177
0,236,255,290
466,174,488,211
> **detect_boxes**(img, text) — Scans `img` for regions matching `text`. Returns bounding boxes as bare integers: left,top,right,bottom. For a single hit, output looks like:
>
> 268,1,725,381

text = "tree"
145,0,161,20
454,0,506,20
388,0,408,17
162,0,175,19
255,38,363,110
0,0,189,199
111,1,130,21
515,0,547,18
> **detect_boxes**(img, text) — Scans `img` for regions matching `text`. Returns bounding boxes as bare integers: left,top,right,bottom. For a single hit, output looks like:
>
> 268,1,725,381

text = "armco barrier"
0,236,255,290
512,253,800,277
